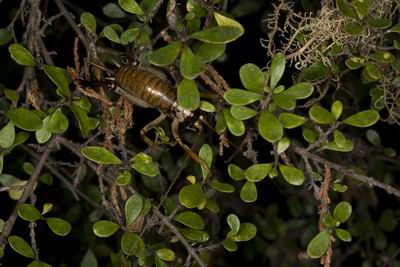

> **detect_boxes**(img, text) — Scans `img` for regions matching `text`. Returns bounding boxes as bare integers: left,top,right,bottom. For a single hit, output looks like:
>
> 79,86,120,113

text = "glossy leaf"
335,228,352,242
179,183,205,209
47,108,69,134
224,89,262,105
336,0,357,19
258,111,283,142
103,3,127,18
196,43,226,63
80,12,96,34
333,201,352,223
118,0,144,15
130,152,159,176
71,102,89,138
331,100,343,120
223,238,238,252
214,12,244,32
323,139,354,152
199,144,212,179
279,113,307,129
301,62,329,81
121,231,144,256
240,63,265,93
244,163,272,182
36,116,51,144
6,108,42,131
43,65,71,97
279,164,305,186
8,44,37,66
116,170,132,186
0,122,15,148
174,211,205,229
8,180,27,200
370,51,395,63
366,129,380,145
46,217,71,236
283,82,314,99
307,229,330,258
228,164,245,180
210,180,235,193
0,28,12,46
342,110,380,127
102,25,121,43
8,235,34,258
18,204,41,222
27,260,52,267
277,137,291,154
120,28,140,45
81,248,98,267
353,0,371,18
227,214,240,237
199,101,216,112
366,18,392,29
223,108,245,136
240,181,257,203
270,53,285,89
309,105,336,124
177,79,200,110
125,194,143,225
345,57,364,69
81,146,122,165
344,22,363,36
180,228,209,242
190,26,243,44
229,223,257,242
230,106,257,120
180,47,205,79
93,220,120,237
156,248,175,262
272,94,296,110
148,41,182,66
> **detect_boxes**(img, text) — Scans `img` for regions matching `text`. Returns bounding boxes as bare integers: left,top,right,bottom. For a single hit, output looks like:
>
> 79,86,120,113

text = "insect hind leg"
140,113,167,148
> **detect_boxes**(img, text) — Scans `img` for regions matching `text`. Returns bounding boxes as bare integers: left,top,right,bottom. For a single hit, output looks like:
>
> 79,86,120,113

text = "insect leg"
141,113,167,147
171,119,211,180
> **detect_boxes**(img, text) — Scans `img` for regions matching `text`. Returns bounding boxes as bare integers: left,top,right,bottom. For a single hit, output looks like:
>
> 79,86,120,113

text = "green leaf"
156,248,175,262
103,3,127,18
81,146,122,165
36,116,52,144
199,144,212,179
43,65,71,97
174,211,205,230
353,0,371,18
323,213,339,228
344,22,363,36
270,53,285,89
81,248,98,267
240,181,257,203
272,94,296,110
335,228,352,242
223,238,238,252
0,122,15,148
155,256,167,267
18,204,41,222
0,155,3,174
244,163,272,182
370,51,395,63
118,0,144,15
227,214,240,237
215,113,226,133
342,110,380,127
47,108,68,134
307,229,330,258
190,26,243,44
130,152,159,176
180,47,205,79
279,113,307,129
223,108,245,136
336,0,358,19
333,201,352,223
279,164,305,186
230,106,257,120
309,105,336,124
199,101,216,112
323,139,354,152
80,12,96,34
345,57,364,69
125,194,143,225
223,89,262,105
283,82,314,99
196,43,226,63
93,220,120,237
229,223,257,242
5,89,20,103
277,137,291,154
366,18,392,29
177,79,200,110
71,102,89,137
228,164,245,180
214,12,244,33
301,62,329,81
120,28,140,45
45,217,71,236
121,231,144,256
148,41,182,66
28,260,52,267
6,108,42,131
210,180,235,193
116,170,132,186
333,130,347,148
240,63,265,93
180,228,209,242
8,44,37,66
179,183,205,209
331,100,343,120
379,209,398,232
8,236,34,258
0,29,12,46
102,25,121,43
258,111,283,142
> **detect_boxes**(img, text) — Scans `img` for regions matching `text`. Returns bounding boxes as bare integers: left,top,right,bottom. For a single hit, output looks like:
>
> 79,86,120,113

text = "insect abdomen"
114,66,176,113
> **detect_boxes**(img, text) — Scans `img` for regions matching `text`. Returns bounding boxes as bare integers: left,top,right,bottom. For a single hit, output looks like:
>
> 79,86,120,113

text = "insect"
88,62,210,178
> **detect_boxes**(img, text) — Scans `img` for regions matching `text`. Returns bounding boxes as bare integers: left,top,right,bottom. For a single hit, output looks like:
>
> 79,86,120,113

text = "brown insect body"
114,66,194,124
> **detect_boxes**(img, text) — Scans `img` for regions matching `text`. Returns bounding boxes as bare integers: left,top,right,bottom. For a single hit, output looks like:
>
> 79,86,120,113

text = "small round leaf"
6,108,42,131
258,111,283,143
307,229,330,258
240,181,257,203
43,65,71,97
279,164,305,186
180,47,205,79
335,228,352,242
270,53,285,89
18,204,41,222
229,223,257,242
174,211,205,229
239,63,265,93
333,202,352,223
47,109,69,134
210,180,235,193
80,12,96,34
177,79,200,110
81,146,122,165
179,228,209,242
118,0,144,15
93,220,120,237
224,89,262,106
228,164,245,180
8,44,37,66
179,183,205,209
342,110,380,127
309,105,336,124
223,108,245,136
8,235,34,258
125,194,143,225
0,122,15,149
148,41,182,66
244,163,272,182
190,26,243,44
156,248,175,262
45,217,71,236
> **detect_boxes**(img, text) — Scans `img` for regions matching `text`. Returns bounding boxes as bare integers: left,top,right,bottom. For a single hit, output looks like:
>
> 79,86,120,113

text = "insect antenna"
86,60,115,75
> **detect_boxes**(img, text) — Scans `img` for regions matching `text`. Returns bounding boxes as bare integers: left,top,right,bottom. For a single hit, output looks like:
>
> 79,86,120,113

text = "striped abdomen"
114,66,176,114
